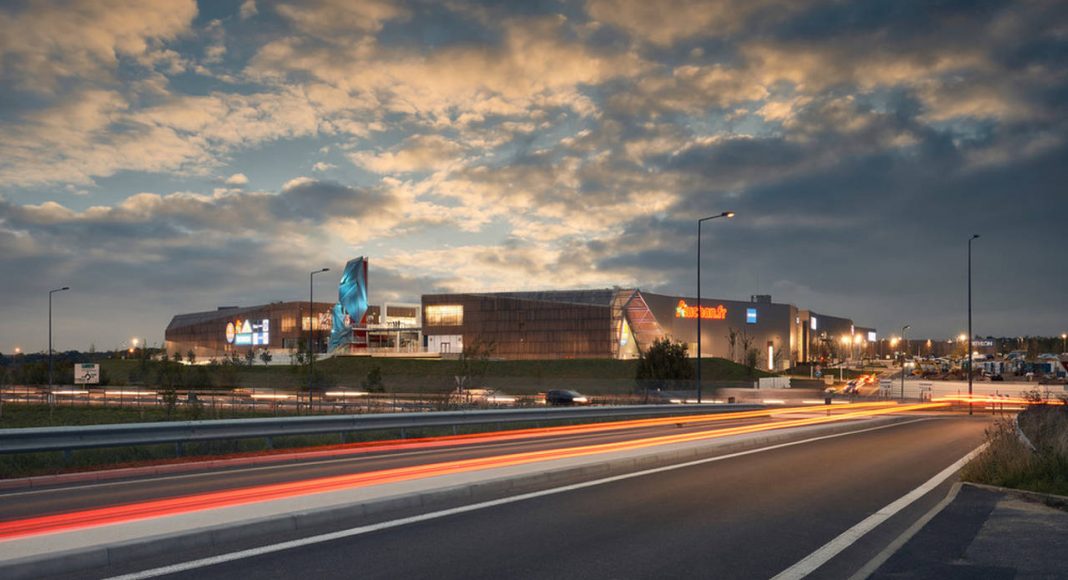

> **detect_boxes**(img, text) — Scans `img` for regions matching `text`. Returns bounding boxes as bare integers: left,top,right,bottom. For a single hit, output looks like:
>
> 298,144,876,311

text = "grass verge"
961,404,1068,497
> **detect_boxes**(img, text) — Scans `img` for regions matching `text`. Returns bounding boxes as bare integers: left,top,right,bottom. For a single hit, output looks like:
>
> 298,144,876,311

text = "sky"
1,0,1066,353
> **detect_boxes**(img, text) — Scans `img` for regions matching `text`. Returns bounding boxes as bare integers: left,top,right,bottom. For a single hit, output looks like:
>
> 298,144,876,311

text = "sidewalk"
870,484,1068,579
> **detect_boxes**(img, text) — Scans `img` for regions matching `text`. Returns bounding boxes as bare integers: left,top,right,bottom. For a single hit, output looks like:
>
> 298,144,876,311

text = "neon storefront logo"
675,300,727,320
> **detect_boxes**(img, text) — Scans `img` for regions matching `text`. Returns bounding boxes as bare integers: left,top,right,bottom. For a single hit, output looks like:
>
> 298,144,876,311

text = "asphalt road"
94,414,989,580
0,413,796,520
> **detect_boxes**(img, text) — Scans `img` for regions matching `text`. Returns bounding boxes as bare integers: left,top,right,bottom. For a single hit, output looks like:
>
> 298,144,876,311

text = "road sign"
74,363,100,385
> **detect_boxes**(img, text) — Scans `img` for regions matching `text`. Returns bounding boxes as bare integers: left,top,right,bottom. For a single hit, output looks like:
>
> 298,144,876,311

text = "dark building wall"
799,310,857,363
640,293,798,369
423,290,806,367
422,293,615,359
165,301,335,359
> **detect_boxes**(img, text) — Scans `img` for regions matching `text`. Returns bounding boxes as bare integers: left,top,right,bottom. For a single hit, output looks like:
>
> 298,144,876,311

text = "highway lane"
116,414,989,580
0,410,820,521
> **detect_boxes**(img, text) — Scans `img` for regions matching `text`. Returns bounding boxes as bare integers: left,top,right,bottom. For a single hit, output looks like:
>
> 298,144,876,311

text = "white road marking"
770,441,989,580
105,418,933,580
846,482,965,580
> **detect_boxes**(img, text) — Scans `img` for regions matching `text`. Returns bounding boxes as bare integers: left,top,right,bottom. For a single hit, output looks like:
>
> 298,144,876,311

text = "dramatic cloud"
0,0,1065,351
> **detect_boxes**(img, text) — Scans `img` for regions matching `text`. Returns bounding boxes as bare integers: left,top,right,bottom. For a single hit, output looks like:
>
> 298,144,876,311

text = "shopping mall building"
422,289,874,368
164,301,421,361
164,258,875,367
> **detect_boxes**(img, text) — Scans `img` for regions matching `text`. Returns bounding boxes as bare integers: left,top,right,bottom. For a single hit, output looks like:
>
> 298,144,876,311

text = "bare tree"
726,327,739,363
739,330,754,365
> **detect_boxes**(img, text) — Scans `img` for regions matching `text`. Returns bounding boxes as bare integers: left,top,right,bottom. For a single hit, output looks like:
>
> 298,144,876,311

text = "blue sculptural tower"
329,257,369,352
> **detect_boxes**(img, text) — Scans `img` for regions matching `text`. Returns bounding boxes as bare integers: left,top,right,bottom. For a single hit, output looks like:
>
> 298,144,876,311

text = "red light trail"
0,402,942,541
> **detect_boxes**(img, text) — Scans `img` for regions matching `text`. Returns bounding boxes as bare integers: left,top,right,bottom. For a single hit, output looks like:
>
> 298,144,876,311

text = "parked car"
545,389,589,406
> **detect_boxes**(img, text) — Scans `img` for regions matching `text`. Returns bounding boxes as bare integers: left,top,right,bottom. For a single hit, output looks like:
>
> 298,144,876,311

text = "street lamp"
1061,333,1066,353
900,324,910,401
308,267,330,412
967,234,979,415
696,210,734,404
48,286,70,391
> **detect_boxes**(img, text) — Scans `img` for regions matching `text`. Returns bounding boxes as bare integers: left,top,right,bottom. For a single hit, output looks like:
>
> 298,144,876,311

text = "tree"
258,349,273,366
186,350,197,365
361,365,385,393
172,351,182,364
635,338,694,397
726,328,739,363
455,339,495,403
243,349,255,366
739,331,755,369
744,348,759,375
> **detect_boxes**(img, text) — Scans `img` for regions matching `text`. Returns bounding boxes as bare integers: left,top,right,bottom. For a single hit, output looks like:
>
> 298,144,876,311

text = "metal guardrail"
0,404,763,455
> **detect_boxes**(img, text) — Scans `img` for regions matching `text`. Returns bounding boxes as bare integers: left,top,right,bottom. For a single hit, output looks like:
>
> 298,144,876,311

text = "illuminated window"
426,304,463,326
301,314,331,331
281,317,296,332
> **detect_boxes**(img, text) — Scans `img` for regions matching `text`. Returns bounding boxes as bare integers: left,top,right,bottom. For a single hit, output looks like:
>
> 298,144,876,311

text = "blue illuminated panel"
746,307,757,324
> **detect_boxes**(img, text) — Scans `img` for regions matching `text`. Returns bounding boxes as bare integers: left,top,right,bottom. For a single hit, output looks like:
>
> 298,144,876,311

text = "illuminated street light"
967,233,980,416
1062,333,1066,353
901,324,910,401
696,210,735,404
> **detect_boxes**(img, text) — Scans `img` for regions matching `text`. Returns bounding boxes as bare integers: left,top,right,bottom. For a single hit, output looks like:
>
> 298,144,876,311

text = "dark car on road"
545,389,589,406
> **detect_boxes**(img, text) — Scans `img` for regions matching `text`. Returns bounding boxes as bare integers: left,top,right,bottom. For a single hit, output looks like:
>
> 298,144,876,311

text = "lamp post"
308,268,330,412
900,324,910,401
968,234,979,415
696,211,735,404
48,286,70,392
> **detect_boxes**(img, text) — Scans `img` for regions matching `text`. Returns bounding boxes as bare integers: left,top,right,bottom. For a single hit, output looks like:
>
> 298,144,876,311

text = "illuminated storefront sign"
225,319,269,346
675,300,727,320
746,308,758,324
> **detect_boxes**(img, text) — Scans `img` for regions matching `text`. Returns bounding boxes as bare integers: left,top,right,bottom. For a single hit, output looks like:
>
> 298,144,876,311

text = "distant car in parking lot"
545,389,589,406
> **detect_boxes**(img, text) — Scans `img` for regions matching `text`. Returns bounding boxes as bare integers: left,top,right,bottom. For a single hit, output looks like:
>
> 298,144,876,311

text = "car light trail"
0,402,942,541
931,394,1064,406
123,401,899,468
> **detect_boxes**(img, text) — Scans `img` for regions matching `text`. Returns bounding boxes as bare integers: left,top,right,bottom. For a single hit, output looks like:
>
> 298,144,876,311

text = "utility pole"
968,235,979,416
308,268,330,413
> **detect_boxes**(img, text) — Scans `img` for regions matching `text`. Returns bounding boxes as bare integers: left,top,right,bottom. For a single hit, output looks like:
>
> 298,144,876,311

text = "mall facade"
422,289,876,368
164,301,421,360
165,257,874,366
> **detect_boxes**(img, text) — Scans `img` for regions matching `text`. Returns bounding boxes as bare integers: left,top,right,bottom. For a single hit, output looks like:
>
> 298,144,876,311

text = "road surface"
41,413,989,579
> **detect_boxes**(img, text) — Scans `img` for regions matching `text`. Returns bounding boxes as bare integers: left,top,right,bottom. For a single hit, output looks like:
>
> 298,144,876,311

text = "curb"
961,482,1068,511
0,417,907,579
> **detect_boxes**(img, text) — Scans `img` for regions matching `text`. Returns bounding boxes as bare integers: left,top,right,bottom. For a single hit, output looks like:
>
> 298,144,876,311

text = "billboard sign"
225,319,269,346
74,363,100,385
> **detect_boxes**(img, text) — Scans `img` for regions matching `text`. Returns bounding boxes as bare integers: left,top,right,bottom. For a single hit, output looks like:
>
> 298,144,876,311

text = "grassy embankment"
99,356,771,393
0,357,771,478
961,404,1068,497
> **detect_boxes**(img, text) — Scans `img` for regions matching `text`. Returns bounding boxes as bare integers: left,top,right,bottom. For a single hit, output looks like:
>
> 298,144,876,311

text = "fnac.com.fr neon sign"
675,300,727,320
